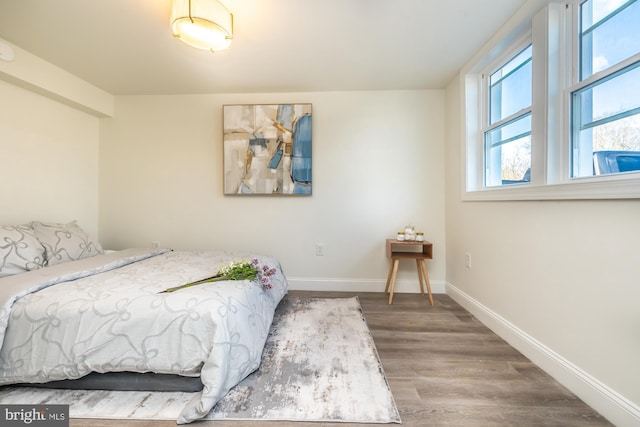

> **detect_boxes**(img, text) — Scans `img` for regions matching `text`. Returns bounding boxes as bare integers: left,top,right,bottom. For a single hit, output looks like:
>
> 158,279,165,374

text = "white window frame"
461,1,640,201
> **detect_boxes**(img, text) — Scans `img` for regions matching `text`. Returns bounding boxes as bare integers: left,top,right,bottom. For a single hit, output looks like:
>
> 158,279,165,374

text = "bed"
0,222,288,424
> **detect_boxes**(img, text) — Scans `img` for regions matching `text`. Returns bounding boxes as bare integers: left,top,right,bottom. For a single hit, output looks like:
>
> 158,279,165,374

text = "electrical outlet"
315,243,325,256
465,252,471,269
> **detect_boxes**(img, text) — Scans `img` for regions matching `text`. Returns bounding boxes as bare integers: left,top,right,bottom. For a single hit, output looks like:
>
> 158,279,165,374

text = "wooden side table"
384,238,433,305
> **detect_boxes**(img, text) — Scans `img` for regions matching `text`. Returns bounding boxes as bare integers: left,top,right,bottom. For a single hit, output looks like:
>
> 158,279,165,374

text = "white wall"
445,75,640,426
99,90,446,292
0,38,113,117
0,79,100,237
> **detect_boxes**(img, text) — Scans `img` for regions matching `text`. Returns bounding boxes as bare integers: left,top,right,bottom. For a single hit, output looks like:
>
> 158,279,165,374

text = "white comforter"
0,248,288,424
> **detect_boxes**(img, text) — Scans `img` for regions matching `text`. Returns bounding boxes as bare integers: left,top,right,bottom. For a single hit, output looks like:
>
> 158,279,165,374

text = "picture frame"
223,104,312,195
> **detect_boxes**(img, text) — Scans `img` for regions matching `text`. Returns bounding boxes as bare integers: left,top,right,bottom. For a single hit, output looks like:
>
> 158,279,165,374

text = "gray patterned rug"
0,297,401,424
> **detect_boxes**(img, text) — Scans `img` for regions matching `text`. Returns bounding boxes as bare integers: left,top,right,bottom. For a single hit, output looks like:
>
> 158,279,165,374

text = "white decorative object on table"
404,225,416,241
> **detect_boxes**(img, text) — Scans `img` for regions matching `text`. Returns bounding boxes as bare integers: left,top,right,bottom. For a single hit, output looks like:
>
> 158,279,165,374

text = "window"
571,0,640,178
484,45,532,186
462,1,640,200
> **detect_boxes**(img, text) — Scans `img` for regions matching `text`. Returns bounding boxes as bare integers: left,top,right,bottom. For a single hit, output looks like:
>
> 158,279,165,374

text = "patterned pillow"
0,224,46,278
31,221,104,266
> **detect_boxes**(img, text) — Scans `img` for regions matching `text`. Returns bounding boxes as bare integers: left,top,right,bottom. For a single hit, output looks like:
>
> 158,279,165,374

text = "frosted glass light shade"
170,0,233,52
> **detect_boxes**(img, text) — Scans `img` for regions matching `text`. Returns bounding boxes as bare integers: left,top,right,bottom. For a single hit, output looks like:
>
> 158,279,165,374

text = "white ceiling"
0,0,527,95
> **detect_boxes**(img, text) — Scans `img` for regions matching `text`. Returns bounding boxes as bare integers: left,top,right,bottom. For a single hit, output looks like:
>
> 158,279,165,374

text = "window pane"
489,45,532,124
572,63,640,177
581,0,634,29
485,114,532,186
574,1,640,178
575,61,640,127
593,114,640,152
580,0,640,79
574,114,640,176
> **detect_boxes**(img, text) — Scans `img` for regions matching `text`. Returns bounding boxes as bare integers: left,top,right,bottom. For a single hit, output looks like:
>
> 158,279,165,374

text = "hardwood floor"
71,291,612,427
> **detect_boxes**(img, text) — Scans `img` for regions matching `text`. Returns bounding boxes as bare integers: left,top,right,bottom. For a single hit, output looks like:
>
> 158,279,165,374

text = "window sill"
463,174,640,201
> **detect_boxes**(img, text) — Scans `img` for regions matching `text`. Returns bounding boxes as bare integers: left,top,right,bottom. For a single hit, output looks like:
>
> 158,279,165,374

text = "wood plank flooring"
70,291,612,427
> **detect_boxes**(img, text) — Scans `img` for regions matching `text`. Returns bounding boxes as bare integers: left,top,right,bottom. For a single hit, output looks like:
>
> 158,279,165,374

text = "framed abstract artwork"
223,104,312,195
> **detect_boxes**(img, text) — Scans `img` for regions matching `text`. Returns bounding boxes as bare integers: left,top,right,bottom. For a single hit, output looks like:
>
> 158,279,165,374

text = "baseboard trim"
446,282,640,427
287,277,446,294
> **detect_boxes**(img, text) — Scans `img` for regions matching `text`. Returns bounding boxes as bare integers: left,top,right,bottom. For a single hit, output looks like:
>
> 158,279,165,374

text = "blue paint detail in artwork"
269,140,284,169
291,114,312,183
249,136,269,155
277,105,294,132
293,182,312,194
240,183,252,194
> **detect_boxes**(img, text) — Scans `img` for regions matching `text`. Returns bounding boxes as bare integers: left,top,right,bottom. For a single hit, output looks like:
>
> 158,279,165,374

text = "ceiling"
0,0,527,95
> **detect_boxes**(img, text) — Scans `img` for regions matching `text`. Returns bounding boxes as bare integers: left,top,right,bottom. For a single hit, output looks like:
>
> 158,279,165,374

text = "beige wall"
445,75,640,426
0,79,100,237
99,90,446,291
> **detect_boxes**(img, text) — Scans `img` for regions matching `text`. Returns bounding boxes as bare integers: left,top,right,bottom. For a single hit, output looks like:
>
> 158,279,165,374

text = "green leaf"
159,260,261,293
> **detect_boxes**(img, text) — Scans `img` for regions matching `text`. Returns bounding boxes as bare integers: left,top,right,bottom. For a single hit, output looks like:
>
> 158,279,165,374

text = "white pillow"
0,224,46,278
31,221,104,266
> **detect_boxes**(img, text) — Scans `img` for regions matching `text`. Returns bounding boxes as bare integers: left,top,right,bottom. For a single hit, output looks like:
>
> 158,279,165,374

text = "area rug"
0,297,401,424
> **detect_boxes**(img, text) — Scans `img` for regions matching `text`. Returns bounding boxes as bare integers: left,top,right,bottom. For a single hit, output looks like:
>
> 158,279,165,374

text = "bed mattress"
0,248,288,423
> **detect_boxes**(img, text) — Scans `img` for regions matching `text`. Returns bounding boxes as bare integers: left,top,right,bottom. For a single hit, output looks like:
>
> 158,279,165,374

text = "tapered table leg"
416,259,425,295
388,259,399,304
419,259,434,306
385,259,394,293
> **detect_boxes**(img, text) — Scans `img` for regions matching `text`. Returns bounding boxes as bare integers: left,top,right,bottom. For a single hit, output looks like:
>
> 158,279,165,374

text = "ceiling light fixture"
170,0,233,53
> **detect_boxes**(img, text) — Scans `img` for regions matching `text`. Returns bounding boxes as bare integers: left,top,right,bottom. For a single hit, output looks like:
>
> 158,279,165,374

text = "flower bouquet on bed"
160,258,276,293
